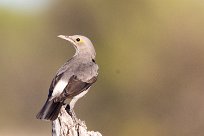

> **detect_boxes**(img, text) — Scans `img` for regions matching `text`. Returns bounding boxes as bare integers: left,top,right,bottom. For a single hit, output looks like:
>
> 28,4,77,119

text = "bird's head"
58,35,96,59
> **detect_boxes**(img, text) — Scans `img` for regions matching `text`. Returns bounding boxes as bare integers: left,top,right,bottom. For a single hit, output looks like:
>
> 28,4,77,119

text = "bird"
36,35,99,121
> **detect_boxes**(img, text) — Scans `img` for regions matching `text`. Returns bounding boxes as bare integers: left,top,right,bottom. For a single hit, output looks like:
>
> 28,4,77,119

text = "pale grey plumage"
36,35,98,121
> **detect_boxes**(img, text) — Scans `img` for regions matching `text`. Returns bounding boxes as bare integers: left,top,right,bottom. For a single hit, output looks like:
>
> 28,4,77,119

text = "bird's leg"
65,104,72,116
70,109,77,123
65,105,77,118
66,95,87,126
65,104,78,124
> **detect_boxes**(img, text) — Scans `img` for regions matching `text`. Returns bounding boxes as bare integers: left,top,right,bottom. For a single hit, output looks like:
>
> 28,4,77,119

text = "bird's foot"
70,109,80,125
65,105,84,126
65,104,74,116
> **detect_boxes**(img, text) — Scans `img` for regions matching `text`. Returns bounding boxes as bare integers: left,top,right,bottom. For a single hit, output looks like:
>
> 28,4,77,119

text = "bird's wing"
53,75,97,102
48,58,73,97
56,58,73,76
48,73,64,97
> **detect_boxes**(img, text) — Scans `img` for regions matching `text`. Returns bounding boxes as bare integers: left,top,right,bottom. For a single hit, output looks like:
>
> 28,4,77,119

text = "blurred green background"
1,0,204,136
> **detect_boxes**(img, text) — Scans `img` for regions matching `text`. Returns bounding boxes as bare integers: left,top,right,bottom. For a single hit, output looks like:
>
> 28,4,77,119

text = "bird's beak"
58,35,76,46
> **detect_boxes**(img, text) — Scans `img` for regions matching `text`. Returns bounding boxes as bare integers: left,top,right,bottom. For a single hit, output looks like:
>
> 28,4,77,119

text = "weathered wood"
52,105,102,136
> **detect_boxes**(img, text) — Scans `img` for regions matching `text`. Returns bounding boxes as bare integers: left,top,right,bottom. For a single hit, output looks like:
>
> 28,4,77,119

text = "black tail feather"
36,99,63,121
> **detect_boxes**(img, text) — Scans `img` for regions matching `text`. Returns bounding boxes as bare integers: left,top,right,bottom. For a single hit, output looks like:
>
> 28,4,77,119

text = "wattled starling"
36,35,98,121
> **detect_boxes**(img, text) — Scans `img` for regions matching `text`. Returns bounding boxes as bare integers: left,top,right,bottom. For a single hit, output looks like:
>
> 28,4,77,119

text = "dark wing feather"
48,73,64,97
54,75,97,102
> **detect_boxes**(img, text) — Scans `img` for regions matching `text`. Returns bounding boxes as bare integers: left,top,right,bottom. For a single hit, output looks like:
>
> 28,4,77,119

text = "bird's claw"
69,109,84,126
65,105,84,126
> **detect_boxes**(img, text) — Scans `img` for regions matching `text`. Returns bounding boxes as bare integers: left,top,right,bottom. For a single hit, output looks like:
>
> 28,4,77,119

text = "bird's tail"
36,98,63,121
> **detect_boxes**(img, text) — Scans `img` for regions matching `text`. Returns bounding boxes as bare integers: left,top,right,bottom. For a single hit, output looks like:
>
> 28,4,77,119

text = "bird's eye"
76,38,80,42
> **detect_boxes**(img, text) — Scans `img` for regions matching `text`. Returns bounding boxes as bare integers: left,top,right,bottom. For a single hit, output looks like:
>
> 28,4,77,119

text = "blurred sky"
1,0,204,136
0,0,49,11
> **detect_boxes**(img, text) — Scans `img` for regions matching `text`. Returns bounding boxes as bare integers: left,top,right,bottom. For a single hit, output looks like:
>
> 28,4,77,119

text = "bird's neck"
74,48,96,62
74,51,95,62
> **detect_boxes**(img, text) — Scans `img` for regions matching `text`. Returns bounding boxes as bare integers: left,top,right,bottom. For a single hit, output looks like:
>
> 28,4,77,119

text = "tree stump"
52,105,102,136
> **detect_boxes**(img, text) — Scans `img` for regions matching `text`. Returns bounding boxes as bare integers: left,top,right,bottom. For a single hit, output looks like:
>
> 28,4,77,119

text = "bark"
52,105,102,136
